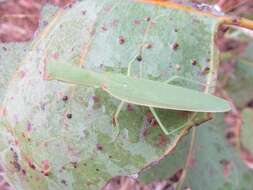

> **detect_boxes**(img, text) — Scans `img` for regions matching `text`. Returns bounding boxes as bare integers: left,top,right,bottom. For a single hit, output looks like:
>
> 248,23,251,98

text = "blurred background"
0,0,252,189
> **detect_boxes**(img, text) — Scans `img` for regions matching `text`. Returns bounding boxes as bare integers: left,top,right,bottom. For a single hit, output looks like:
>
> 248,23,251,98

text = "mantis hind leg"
149,107,169,135
148,75,202,135
113,101,124,126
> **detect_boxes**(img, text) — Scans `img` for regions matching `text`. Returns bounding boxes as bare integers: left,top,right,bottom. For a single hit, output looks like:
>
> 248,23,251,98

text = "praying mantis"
44,56,231,135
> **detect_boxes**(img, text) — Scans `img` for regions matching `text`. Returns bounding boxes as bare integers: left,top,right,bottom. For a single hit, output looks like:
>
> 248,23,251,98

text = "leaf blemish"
101,25,108,32
144,16,151,22
19,70,26,78
92,96,100,103
10,150,21,172
127,104,134,112
136,55,142,62
66,113,72,119
61,179,67,186
28,160,36,170
96,144,103,151
71,162,78,169
21,169,26,176
81,10,86,15
191,59,197,66
171,42,179,51
145,111,157,128
143,43,152,49
27,122,32,132
169,168,183,183
110,19,119,28
220,159,232,177
175,64,181,71
62,95,69,102
43,21,48,27
202,67,210,75
118,36,125,45
112,117,117,126
133,19,141,25
52,52,59,60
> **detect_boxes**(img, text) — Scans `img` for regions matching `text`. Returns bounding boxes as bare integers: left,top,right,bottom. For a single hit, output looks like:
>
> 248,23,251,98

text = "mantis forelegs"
112,54,138,127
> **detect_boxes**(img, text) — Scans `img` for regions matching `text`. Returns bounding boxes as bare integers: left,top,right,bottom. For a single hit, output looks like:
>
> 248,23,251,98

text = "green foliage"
225,55,253,108
184,115,253,190
0,0,231,190
241,108,253,154
139,31,253,190
139,115,253,190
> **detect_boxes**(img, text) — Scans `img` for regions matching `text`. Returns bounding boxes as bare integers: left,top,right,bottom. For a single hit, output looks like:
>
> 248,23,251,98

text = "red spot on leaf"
52,52,59,60
156,134,169,146
62,95,69,102
27,122,32,132
144,16,151,22
247,99,253,108
169,168,183,183
0,107,6,117
145,111,158,128
171,42,179,51
127,104,134,112
220,159,232,178
112,117,117,126
118,36,125,45
133,19,141,25
28,160,36,170
96,144,103,151
19,70,26,78
240,147,253,169
101,25,108,32
110,19,119,28
101,84,108,91
81,10,86,15
41,160,50,171
92,96,100,103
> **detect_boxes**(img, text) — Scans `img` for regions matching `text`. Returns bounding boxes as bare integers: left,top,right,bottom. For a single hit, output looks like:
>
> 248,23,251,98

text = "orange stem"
137,0,253,30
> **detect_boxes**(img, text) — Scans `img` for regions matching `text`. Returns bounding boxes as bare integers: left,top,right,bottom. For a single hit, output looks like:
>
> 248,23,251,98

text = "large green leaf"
139,115,253,190
139,34,253,190
184,116,253,190
0,0,223,189
241,108,253,155
224,39,253,108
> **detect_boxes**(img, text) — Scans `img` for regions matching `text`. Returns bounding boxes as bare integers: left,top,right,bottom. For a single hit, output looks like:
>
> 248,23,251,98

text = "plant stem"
138,0,253,30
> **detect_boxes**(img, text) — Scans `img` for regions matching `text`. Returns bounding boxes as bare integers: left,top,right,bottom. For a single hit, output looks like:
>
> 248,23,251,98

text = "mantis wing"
104,73,231,113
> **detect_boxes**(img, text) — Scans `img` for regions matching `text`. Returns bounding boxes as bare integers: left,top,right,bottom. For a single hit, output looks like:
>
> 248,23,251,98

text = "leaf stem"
220,16,253,30
137,0,253,30
176,127,197,190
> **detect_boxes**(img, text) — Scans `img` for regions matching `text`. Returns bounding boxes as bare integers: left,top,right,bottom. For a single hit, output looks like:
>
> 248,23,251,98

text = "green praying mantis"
44,56,231,135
